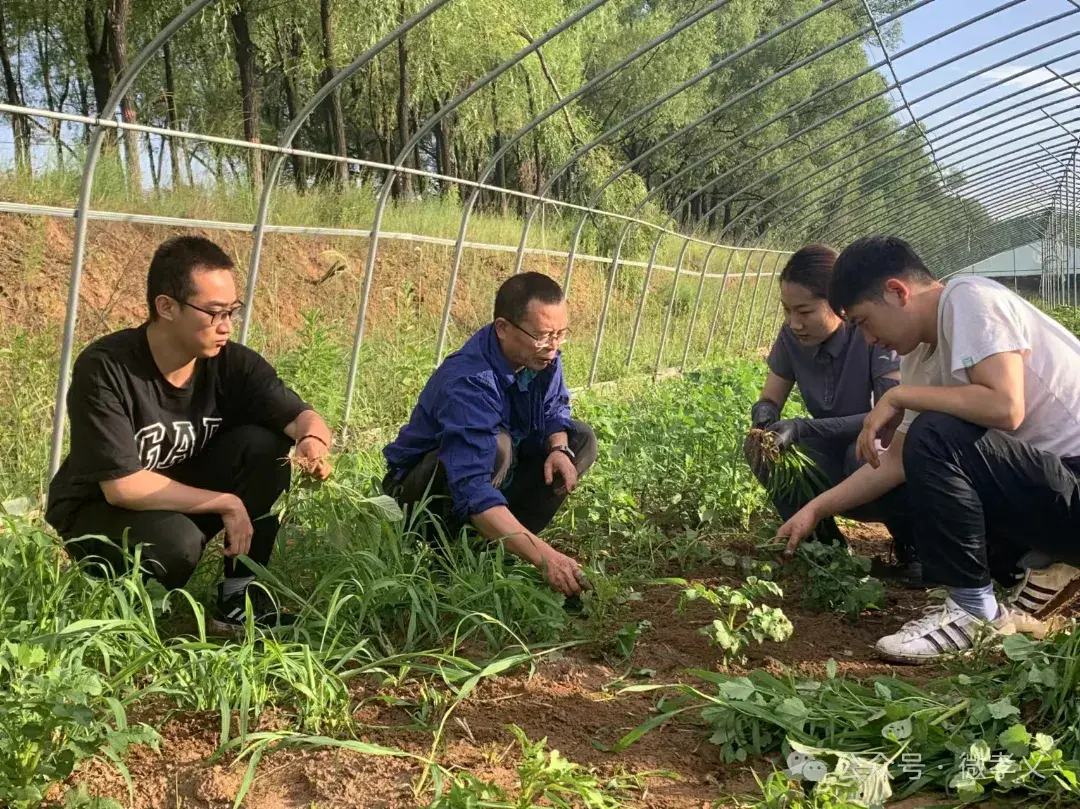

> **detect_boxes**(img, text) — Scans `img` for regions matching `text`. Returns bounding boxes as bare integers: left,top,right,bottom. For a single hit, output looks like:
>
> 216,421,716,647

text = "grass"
4,178,1080,805
0,158,790,281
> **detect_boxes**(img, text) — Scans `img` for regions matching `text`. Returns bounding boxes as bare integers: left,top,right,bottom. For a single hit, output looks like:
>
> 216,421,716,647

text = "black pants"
903,411,1080,589
63,425,293,590
746,435,917,561
383,420,599,541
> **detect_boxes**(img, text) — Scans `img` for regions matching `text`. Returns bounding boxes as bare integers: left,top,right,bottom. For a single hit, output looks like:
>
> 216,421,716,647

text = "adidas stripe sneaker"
874,598,1015,664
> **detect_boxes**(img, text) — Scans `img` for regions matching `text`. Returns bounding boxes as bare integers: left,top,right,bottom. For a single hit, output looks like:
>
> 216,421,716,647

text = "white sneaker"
874,598,1015,664
1009,563,1080,619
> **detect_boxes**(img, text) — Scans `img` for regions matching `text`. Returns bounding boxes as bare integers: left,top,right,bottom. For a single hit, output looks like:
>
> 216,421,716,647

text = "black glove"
768,418,804,452
751,399,781,430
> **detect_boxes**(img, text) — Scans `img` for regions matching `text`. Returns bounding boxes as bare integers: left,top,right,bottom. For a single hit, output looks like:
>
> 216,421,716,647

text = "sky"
869,0,1080,221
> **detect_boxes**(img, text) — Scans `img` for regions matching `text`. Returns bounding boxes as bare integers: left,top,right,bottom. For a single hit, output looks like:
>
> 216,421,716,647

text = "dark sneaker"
870,559,925,589
214,582,297,630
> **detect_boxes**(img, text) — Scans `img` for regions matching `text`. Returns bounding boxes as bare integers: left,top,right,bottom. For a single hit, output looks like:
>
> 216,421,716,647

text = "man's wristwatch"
551,444,576,461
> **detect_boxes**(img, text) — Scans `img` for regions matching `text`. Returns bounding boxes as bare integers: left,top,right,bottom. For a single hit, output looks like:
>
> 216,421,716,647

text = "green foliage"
426,725,653,808
679,578,793,665
627,624,1080,804
792,541,885,623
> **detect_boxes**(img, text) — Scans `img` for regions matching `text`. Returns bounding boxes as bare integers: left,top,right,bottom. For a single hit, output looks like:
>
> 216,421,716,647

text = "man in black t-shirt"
47,236,333,629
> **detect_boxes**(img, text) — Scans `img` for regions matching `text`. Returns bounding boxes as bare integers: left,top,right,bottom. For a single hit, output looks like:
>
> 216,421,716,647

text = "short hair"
829,236,935,314
146,236,235,319
779,243,838,301
493,272,564,323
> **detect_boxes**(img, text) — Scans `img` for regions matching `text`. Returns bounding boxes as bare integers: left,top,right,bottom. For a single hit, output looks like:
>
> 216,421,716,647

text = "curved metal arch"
819,126,1080,251
433,0,738,363
688,72,1080,276
683,6,1080,241
238,0,453,347
619,9,1080,365
510,0,852,275
340,0,614,427
821,134,1080,246
897,183,1058,258
574,0,1034,378
818,90,1080,245
933,215,1050,278
48,0,219,480
932,214,1049,275
907,193,1056,266
807,95,1080,246
823,138,1080,247
557,0,931,294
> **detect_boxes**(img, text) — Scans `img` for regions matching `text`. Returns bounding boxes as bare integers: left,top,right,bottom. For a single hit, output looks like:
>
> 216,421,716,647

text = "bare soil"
64,524,964,809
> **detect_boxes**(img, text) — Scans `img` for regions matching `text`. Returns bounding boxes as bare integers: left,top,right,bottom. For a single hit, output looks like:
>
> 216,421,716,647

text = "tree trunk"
84,0,115,152
144,129,159,189
278,24,306,191
76,73,91,143
393,0,413,199
108,0,141,192
320,0,349,188
230,1,263,190
491,86,507,216
0,1,29,172
523,70,543,198
162,42,185,188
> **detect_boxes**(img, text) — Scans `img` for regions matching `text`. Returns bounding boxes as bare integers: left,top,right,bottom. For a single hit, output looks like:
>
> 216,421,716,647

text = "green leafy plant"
679,578,793,664
425,725,659,808
792,541,885,622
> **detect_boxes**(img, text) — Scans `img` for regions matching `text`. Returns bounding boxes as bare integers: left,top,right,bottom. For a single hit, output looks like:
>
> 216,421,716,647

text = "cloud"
978,65,1060,88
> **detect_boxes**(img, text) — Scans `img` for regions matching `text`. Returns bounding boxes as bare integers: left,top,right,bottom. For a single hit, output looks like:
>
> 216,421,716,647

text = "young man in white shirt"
777,235,1080,663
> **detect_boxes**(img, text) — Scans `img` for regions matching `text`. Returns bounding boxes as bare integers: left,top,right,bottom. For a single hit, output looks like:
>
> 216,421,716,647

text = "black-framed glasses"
182,299,245,326
504,319,570,348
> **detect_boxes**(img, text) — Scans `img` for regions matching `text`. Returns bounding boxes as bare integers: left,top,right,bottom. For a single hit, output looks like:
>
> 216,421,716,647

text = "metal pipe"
754,255,779,350
342,0,613,429
668,12,1080,262
239,0,450,347
440,0,736,362
680,245,721,370
725,251,767,354
48,0,217,481
704,250,747,360
740,252,768,353
513,0,852,274
831,148,1074,248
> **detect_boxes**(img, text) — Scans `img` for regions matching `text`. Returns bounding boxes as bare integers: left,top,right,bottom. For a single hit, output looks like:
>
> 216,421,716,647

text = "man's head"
146,236,242,358
829,236,939,355
493,272,568,371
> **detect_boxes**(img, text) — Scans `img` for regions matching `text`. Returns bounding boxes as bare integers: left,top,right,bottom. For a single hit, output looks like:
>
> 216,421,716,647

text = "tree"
0,0,30,172
320,0,348,188
230,0,263,189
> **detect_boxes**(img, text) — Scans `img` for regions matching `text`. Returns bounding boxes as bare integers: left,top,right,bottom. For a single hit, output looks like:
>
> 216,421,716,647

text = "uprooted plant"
744,428,828,504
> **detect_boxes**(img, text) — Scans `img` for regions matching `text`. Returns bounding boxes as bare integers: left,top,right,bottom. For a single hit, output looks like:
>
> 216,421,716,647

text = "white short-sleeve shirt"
896,277,1080,459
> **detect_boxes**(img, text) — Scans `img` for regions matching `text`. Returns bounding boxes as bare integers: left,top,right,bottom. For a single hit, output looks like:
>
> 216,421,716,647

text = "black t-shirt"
46,324,310,534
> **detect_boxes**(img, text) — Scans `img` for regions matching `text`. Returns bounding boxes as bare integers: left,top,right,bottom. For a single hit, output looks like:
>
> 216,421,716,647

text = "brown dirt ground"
63,524,977,809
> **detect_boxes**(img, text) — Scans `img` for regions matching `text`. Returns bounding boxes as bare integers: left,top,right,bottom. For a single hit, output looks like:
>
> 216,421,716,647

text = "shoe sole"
206,618,246,638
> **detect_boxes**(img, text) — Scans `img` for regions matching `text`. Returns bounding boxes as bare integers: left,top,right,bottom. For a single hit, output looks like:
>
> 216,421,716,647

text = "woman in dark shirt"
746,244,921,586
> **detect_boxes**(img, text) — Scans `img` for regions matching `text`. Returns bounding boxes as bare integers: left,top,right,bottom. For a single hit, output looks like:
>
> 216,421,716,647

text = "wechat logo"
786,751,829,782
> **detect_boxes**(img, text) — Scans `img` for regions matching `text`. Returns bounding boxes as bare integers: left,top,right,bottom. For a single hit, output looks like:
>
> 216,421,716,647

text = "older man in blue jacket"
383,272,598,595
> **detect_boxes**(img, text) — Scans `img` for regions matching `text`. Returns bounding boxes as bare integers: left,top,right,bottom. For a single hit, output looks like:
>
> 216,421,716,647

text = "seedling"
792,541,885,622
679,578,793,664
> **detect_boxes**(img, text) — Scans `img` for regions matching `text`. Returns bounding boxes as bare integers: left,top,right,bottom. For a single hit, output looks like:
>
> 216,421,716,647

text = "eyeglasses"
182,300,245,326
505,319,570,348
